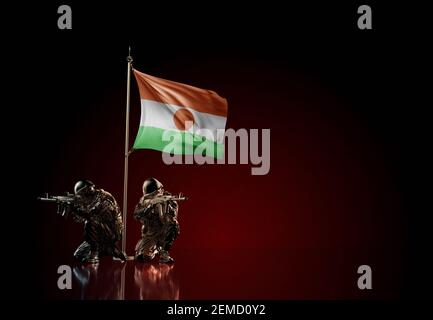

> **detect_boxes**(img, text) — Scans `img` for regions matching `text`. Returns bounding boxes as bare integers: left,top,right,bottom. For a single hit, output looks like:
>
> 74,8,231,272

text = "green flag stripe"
133,126,224,159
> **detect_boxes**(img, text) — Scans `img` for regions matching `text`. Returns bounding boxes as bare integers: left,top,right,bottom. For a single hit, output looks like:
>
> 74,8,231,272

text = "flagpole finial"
127,46,133,63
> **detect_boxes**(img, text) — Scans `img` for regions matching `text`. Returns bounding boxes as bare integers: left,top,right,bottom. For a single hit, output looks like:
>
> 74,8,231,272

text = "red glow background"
32,51,403,299
9,2,425,300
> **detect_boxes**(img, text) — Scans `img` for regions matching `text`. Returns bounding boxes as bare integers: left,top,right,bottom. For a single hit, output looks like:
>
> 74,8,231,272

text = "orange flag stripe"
133,69,228,117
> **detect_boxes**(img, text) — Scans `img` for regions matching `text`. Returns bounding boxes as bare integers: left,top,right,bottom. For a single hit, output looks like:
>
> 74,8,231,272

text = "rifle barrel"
37,197,57,202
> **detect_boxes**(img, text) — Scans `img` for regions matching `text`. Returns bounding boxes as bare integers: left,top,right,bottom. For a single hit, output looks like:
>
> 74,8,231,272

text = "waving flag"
132,70,228,158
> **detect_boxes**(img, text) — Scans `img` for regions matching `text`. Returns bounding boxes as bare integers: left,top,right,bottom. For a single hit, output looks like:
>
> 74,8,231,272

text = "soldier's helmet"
74,180,95,195
142,178,163,195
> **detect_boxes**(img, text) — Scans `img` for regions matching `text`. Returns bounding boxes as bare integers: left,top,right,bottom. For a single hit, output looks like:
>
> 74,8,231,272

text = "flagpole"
122,47,133,254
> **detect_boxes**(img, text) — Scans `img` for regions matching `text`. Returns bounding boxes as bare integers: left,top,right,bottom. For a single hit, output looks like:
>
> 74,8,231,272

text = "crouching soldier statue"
38,180,127,263
70,180,127,263
134,178,186,264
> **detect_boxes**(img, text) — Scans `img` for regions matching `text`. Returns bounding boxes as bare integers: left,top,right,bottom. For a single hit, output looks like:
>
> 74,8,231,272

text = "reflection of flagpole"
120,263,126,300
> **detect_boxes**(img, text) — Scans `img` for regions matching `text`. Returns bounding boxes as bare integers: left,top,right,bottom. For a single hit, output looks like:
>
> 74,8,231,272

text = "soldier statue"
70,180,127,263
39,180,127,264
134,178,186,264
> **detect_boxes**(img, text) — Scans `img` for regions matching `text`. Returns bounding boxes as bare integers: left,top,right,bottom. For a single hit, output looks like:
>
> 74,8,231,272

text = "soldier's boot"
135,244,158,262
135,254,151,262
112,246,128,262
159,250,174,264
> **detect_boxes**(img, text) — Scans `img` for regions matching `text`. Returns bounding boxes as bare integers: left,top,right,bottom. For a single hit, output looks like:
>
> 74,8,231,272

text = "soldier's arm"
69,193,103,221
168,200,178,213
69,202,91,221
162,200,178,224
134,197,150,220
133,203,144,220
71,213,86,223
155,203,164,220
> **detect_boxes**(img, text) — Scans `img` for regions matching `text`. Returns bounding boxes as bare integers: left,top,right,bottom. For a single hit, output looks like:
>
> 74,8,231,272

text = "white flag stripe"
139,99,227,143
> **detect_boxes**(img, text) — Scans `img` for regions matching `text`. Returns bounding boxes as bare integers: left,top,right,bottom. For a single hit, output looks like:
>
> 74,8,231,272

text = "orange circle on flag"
173,108,195,131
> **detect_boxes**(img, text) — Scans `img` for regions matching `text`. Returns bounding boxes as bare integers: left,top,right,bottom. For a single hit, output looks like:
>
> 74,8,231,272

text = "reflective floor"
71,260,179,300
40,249,402,299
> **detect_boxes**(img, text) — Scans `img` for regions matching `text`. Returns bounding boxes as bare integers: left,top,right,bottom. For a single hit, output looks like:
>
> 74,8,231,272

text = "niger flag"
132,69,228,158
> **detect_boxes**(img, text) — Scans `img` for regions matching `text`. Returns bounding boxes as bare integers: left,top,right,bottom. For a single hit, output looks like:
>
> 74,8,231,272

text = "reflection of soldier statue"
134,263,179,300
71,180,127,263
134,178,186,264
39,180,127,264
73,262,126,300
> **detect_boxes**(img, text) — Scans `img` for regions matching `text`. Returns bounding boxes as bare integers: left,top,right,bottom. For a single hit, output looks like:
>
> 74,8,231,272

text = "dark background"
2,1,430,300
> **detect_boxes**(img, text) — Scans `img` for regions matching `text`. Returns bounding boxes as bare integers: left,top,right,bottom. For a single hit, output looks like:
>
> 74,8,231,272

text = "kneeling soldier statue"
134,178,187,264
39,180,127,264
